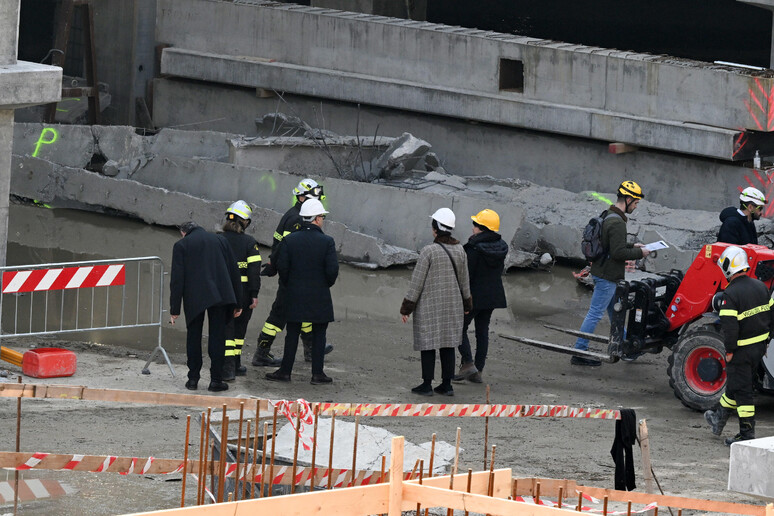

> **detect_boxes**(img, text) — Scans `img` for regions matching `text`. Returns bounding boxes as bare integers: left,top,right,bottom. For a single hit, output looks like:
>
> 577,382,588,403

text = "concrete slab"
272,417,460,473
0,61,61,109
728,435,774,501
159,48,745,160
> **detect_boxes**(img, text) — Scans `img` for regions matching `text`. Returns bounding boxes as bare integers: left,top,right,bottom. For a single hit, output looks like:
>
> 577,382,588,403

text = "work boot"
725,417,755,446
452,361,477,383
570,356,602,367
301,333,334,362
235,355,247,376
704,406,733,436
251,332,282,367
208,380,229,392
222,356,236,382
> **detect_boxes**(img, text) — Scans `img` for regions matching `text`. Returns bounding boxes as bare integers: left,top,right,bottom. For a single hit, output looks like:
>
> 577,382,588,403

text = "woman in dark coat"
400,208,472,396
453,209,508,383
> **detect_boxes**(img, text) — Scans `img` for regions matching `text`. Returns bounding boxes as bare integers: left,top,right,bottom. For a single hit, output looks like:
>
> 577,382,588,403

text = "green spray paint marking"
589,192,613,205
56,97,81,113
258,174,277,192
32,128,59,157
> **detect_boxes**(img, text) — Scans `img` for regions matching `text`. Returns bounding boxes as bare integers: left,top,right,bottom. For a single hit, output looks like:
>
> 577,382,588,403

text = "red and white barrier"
2,264,125,293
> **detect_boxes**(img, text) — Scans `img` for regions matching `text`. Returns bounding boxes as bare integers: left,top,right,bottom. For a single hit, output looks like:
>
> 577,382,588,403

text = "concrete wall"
156,0,774,160
92,0,156,125
151,79,765,212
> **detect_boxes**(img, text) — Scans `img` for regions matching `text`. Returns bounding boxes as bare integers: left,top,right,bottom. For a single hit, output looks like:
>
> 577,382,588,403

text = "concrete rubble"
272,417,460,474
10,122,755,272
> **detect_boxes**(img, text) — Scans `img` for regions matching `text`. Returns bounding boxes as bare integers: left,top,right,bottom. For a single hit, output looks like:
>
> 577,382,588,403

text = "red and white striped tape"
315,402,621,420
514,495,658,515
270,399,316,451
0,479,77,503
2,264,125,294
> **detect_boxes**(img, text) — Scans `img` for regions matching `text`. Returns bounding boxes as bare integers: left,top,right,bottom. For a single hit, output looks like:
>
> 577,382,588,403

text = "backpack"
581,210,621,262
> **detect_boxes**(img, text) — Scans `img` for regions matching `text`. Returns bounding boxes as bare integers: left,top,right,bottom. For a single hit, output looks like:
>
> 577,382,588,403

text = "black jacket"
465,231,508,310
220,231,262,305
269,203,303,265
276,223,339,323
717,207,758,245
169,227,241,321
718,274,774,352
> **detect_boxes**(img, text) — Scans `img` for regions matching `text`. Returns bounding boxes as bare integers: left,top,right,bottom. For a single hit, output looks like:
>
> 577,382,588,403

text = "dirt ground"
0,206,772,515
1,279,772,515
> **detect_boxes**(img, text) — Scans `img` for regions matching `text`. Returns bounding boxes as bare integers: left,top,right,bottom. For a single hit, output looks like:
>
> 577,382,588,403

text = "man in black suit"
266,200,339,384
170,221,242,392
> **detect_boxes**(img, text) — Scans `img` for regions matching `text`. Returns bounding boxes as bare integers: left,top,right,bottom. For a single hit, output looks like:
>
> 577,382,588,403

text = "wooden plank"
388,437,404,516
513,478,577,499
638,419,656,497
403,483,568,515
577,485,767,515
416,469,511,499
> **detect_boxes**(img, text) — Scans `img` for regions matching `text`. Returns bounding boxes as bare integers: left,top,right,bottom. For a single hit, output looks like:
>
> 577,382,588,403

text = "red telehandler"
502,242,774,411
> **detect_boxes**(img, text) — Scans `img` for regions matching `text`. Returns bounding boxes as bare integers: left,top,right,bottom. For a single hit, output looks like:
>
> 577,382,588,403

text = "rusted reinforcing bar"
0,383,621,419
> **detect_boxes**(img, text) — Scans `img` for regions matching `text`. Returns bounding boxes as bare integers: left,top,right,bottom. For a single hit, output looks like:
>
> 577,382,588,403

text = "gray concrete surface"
155,0,774,160
728,436,774,501
150,79,762,212
10,123,734,272
0,0,61,266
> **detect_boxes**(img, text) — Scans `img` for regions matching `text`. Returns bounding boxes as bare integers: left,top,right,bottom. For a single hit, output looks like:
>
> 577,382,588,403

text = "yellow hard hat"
618,181,644,200
471,209,500,232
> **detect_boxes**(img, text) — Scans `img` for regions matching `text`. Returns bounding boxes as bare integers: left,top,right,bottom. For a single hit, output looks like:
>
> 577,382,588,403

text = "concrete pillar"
0,0,19,66
0,0,60,265
737,0,774,68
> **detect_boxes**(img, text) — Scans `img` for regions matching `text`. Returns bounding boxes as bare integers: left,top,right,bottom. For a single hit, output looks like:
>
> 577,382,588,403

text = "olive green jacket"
589,205,643,282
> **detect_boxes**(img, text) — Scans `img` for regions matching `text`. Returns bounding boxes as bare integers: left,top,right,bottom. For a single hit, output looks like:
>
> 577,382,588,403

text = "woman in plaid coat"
401,208,473,396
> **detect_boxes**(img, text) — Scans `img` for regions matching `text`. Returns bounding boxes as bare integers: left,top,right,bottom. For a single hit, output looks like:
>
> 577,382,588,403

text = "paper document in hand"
643,241,669,252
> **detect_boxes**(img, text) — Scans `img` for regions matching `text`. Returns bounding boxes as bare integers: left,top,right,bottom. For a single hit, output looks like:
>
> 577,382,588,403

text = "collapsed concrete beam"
10,155,418,268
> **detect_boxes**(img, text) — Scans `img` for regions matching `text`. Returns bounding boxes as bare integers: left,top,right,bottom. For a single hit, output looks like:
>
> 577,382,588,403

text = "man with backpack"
572,181,651,366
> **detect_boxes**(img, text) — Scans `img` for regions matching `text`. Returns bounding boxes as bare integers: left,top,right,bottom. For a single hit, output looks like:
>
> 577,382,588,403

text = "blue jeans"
574,276,617,351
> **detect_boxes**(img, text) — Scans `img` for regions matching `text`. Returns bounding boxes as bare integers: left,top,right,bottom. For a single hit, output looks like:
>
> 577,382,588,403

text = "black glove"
260,263,277,277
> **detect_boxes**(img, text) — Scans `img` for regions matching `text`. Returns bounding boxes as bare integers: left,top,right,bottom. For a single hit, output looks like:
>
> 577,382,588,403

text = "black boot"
235,355,247,376
725,417,755,446
251,332,282,367
222,356,236,382
704,406,733,436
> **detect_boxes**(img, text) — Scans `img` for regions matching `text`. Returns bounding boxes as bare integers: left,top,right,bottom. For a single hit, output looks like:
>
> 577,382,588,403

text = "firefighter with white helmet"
251,178,333,367
717,186,767,245
705,245,774,445
220,200,262,381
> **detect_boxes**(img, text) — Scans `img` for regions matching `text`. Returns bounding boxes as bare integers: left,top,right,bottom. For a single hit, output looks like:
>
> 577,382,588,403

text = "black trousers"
420,348,455,382
725,342,766,410
225,286,254,357
279,321,328,375
186,305,231,382
458,309,494,372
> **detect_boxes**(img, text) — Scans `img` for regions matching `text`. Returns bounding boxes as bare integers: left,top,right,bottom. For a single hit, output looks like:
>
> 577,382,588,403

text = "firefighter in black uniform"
705,245,774,445
220,200,262,381
251,178,333,366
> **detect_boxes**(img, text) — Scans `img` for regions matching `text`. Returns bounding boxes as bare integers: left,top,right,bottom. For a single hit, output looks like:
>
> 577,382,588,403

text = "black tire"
667,324,726,411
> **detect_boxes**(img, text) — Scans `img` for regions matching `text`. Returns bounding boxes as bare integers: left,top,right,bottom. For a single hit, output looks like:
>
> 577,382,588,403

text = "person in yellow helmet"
452,209,508,384
572,181,650,366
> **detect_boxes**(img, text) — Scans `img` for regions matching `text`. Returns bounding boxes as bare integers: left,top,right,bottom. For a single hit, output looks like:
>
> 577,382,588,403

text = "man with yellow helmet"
572,181,650,366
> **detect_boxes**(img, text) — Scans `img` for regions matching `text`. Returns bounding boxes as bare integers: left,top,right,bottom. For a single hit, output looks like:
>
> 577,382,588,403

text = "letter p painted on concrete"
32,128,59,158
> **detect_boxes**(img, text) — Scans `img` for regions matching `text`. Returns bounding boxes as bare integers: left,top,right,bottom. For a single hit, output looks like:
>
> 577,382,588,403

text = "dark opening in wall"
499,59,524,92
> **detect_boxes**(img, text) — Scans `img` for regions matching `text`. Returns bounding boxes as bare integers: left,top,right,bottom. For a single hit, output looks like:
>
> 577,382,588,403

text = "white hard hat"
293,178,324,199
226,200,252,220
740,186,767,206
717,246,750,280
299,198,329,218
430,207,456,230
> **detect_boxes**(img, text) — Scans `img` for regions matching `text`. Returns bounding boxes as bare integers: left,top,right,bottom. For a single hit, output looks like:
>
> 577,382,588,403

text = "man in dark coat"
266,199,339,384
170,222,242,392
717,187,766,246
453,209,509,383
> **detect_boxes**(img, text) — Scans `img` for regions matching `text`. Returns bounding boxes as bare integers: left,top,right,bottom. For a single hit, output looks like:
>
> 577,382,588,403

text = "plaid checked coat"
401,238,473,351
